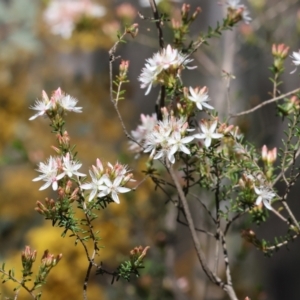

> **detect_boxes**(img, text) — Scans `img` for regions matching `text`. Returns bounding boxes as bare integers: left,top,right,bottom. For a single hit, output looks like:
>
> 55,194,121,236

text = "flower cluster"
143,110,194,164
129,113,157,155
80,159,133,204
33,153,85,191
138,45,196,95
43,0,106,38
261,145,277,164
29,88,82,120
239,173,276,210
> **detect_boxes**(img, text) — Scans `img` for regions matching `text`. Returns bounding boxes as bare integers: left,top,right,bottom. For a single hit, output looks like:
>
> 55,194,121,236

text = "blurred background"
0,0,300,299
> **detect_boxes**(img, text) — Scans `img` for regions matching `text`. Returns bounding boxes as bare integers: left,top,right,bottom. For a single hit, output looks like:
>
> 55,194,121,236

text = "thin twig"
176,208,215,237
167,163,222,284
230,87,300,118
281,201,300,231
273,147,300,185
149,0,165,120
148,0,164,49
271,208,289,224
224,210,248,236
82,201,99,300
108,31,137,143
190,193,217,224
0,270,37,299
219,231,232,286
166,163,238,300
214,165,221,275
264,233,299,251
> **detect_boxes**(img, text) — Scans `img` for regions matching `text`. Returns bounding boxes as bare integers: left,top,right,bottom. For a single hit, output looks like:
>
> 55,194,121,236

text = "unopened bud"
51,146,61,154
183,86,189,98
126,23,138,38
241,229,256,242
22,246,37,262
35,207,45,215
267,147,277,164
70,187,79,202
290,95,300,111
262,145,277,164
238,178,245,188
119,60,129,78
65,180,72,194
172,19,181,29
181,4,190,20
191,7,201,20
52,254,63,266
261,145,268,162
272,43,289,59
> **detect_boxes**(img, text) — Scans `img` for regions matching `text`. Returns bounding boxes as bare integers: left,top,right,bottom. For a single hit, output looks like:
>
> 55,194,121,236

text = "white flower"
29,99,52,121
80,159,133,202
129,114,157,154
227,0,242,8
157,45,182,71
29,88,82,120
43,0,106,39
143,114,194,163
168,132,194,164
59,95,82,113
241,8,252,24
188,86,214,110
254,186,275,210
62,153,86,178
138,65,157,95
81,170,105,201
33,156,65,191
290,50,300,74
194,121,223,148
227,0,252,24
138,45,196,95
98,176,131,204
144,128,170,159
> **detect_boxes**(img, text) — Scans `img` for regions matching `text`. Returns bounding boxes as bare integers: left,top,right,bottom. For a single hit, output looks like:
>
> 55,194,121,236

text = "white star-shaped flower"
29,100,52,120
188,87,214,110
81,170,105,201
254,186,276,210
168,132,194,164
138,45,196,95
290,50,300,74
33,156,65,191
62,153,86,178
59,95,82,113
227,0,252,24
98,176,131,204
194,121,223,148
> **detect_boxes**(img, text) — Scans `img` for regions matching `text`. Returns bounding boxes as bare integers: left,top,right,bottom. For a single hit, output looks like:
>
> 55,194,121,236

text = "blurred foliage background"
0,0,300,299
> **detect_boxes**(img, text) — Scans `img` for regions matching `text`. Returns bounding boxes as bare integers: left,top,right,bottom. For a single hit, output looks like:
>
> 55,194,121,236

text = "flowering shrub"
1,1,300,300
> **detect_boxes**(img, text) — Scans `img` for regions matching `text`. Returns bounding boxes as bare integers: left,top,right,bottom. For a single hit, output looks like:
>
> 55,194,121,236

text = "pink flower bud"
191,7,202,20
267,147,277,164
181,3,190,19
172,19,181,29
261,145,268,162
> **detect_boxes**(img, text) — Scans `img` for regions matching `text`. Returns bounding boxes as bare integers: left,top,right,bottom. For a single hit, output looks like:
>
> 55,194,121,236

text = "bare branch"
148,0,164,49
230,88,300,118
166,163,238,299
